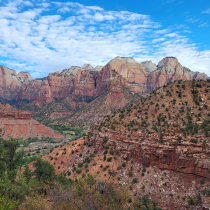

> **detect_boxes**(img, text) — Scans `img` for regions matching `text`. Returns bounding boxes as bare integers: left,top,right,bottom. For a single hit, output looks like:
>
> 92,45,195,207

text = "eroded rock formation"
0,103,62,139
0,57,207,104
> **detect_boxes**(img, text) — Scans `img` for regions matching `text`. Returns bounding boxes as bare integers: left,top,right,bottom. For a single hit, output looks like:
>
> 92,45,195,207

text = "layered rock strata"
0,57,207,103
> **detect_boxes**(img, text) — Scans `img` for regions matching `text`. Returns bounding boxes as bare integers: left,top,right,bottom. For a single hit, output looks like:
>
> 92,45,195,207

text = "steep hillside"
30,95,95,124
41,79,210,210
0,103,62,139
0,56,208,129
58,86,143,129
88,79,210,178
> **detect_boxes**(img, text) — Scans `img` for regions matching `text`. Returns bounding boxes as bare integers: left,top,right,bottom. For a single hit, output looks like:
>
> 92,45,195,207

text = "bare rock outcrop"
0,103,61,139
0,57,208,105
141,60,157,73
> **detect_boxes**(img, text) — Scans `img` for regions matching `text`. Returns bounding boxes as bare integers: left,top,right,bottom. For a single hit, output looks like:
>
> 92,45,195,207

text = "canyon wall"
0,57,207,103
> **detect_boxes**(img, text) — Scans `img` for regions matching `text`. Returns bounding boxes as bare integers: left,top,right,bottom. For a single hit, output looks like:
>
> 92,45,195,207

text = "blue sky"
0,0,209,78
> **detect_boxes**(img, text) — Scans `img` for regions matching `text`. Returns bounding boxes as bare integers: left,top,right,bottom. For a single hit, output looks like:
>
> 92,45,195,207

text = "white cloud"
186,18,199,23
202,8,210,14
152,38,166,43
23,1,33,7
86,6,103,11
0,0,209,78
183,30,191,33
57,6,70,13
199,23,209,27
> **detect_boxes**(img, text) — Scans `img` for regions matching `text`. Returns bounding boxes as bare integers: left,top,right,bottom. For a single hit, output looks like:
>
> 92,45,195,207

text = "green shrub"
78,162,83,168
107,157,112,162
190,139,198,144
128,171,133,177
122,162,126,167
109,148,114,155
104,149,108,154
201,178,205,185
103,136,108,143
132,178,137,183
188,197,194,205
76,168,81,173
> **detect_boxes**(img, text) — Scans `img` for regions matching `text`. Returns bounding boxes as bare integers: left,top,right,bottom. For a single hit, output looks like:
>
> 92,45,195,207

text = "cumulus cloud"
0,0,209,78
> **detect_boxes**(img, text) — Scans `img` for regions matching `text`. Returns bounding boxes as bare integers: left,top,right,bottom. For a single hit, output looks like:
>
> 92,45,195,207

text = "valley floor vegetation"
0,138,161,210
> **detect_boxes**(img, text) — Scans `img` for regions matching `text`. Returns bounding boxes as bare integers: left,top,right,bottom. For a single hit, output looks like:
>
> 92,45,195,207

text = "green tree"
33,158,55,182
0,138,20,180
23,165,32,184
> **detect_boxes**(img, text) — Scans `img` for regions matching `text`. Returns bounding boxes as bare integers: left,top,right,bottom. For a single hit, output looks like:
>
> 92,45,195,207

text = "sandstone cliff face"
0,65,43,101
141,60,157,73
96,56,148,96
0,57,208,104
147,57,207,93
95,64,128,96
99,56,208,96
74,70,98,97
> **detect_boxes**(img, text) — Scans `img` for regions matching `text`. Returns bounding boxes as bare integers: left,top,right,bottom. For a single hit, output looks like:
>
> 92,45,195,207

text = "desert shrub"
19,193,49,210
103,136,108,143
188,197,194,205
160,132,164,144
128,171,133,177
107,157,112,162
204,104,208,109
133,194,161,210
177,136,182,143
190,139,198,144
78,162,83,168
109,148,114,155
132,178,138,183
75,168,81,173
201,178,205,185
117,166,122,170
203,189,210,196
122,162,126,167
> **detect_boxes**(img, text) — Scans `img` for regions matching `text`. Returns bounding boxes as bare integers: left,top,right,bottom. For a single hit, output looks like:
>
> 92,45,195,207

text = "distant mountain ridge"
0,56,207,128
0,56,207,103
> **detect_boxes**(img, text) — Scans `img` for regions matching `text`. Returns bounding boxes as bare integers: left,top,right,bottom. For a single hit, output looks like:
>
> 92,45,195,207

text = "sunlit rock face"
0,57,207,103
